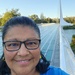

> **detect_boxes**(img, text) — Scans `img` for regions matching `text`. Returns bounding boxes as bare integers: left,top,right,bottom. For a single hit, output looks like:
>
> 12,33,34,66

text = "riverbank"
63,25,75,30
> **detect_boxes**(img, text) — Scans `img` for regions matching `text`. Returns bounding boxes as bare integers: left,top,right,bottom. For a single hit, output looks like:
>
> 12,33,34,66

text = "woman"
0,16,69,75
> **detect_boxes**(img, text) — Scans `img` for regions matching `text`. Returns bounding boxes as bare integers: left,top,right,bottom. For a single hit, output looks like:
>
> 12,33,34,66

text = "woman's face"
3,26,40,75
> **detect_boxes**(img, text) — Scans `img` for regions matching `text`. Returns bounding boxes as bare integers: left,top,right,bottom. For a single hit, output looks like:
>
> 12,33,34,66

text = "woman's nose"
17,44,30,56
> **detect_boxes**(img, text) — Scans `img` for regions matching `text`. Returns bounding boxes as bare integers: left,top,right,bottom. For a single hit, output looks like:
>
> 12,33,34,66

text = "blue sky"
0,0,75,18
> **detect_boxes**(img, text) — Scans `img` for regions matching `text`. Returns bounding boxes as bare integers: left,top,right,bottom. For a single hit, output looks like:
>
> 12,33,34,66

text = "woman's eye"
27,42,37,46
7,43,19,47
30,42,35,45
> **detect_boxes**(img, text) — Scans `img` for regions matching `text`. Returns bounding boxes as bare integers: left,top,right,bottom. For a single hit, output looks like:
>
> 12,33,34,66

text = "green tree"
1,9,21,26
45,17,52,23
29,14,39,23
70,35,75,54
0,18,2,26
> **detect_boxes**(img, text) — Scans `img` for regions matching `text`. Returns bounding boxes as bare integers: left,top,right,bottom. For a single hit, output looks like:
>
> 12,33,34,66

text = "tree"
0,18,2,26
70,35,75,54
29,14,39,23
40,13,45,20
1,9,21,26
45,17,52,23
40,13,46,23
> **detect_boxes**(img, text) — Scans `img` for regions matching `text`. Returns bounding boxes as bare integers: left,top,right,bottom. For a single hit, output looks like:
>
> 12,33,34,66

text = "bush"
63,25,75,30
70,35,75,54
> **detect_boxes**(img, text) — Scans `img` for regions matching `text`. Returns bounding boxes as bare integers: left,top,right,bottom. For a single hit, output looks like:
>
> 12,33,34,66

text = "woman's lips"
14,59,32,66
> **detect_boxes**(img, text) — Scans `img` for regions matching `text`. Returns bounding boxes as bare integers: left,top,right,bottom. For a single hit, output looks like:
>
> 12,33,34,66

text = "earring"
40,56,43,63
2,57,5,61
40,56,42,59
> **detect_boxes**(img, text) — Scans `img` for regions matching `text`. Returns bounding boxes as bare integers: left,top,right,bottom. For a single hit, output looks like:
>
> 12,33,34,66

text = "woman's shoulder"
40,66,69,75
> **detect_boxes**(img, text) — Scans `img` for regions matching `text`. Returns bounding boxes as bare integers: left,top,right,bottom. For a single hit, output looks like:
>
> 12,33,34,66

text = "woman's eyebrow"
4,39,18,41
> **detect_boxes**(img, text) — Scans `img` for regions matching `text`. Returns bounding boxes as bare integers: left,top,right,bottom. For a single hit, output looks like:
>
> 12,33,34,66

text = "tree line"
0,9,75,54
0,9,75,26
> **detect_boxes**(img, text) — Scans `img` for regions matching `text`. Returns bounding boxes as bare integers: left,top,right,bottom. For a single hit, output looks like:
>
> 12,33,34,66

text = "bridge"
39,24,75,75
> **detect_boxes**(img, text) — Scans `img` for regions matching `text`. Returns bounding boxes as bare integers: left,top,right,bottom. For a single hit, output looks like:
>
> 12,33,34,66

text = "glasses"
3,39,41,52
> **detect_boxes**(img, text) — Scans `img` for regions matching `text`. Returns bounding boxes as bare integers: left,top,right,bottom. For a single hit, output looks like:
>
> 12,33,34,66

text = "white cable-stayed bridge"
39,24,75,75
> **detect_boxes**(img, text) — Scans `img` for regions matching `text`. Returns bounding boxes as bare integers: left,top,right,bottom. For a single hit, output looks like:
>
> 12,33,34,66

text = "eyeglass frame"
3,39,41,52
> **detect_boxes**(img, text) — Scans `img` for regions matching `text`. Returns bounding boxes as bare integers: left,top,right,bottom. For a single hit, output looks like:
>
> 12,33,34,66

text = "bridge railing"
60,26,75,75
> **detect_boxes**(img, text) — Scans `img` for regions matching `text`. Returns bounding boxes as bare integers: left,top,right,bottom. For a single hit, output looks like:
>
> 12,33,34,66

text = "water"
64,29,75,43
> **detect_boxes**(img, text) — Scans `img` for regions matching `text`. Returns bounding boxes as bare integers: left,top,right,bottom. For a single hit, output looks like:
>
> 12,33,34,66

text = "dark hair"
0,16,50,75
2,16,40,41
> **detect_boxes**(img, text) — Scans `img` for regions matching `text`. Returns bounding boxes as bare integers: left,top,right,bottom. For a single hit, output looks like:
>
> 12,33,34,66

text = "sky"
0,0,75,18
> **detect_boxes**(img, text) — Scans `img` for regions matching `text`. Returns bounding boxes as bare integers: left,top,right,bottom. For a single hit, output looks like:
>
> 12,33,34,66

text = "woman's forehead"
7,26,34,33
4,26,39,41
